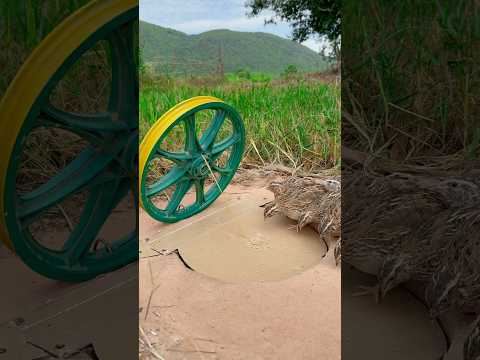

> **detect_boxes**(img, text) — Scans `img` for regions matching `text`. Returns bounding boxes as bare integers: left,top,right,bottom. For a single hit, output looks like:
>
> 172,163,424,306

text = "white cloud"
301,38,321,52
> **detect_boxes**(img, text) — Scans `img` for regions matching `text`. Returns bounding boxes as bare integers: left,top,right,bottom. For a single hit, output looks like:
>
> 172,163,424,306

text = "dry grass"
1,14,114,190
342,0,479,162
0,2,122,247
0,0,91,96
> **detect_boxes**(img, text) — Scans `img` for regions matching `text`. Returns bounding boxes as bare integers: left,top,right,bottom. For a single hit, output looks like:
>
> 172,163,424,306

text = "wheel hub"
188,154,211,179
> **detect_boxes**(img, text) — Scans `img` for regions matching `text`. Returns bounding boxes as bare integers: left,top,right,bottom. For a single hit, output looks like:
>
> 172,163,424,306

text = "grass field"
140,75,340,171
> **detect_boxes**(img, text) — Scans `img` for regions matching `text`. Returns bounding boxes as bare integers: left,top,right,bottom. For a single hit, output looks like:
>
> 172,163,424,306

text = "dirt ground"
0,171,454,359
139,177,341,360
139,173,453,360
0,244,138,359
0,194,138,359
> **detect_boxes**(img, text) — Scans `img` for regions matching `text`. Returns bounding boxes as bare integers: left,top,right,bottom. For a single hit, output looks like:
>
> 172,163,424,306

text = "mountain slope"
140,21,327,76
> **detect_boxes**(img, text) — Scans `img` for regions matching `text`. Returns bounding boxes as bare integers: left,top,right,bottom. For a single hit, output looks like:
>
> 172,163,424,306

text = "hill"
140,21,327,76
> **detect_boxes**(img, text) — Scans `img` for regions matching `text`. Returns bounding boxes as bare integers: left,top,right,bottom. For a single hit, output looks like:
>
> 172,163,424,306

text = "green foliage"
138,46,147,76
282,64,299,79
236,68,252,80
249,72,273,82
139,21,328,76
226,71,273,83
247,0,340,43
140,80,340,169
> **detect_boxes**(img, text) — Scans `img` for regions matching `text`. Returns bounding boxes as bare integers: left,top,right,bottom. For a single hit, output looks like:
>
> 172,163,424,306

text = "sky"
139,0,321,52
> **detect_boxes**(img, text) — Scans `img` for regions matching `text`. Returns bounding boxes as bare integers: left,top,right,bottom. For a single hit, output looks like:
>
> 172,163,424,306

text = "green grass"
140,78,340,170
225,71,274,83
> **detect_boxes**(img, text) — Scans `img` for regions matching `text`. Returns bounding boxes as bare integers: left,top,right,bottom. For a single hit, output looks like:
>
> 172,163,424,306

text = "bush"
236,68,252,80
282,64,299,79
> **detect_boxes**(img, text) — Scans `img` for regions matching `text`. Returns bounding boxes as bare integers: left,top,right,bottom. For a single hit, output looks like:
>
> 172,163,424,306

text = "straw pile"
264,175,341,264
265,160,479,358
342,150,480,359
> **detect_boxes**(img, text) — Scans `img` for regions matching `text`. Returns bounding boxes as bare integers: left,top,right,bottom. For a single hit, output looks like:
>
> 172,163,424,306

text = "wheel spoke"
211,164,234,175
185,115,201,154
40,104,127,144
17,148,116,222
199,110,226,150
62,178,131,265
145,166,187,197
195,179,205,204
156,148,193,163
107,20,137,126
211,134,241,157
166,180,192,214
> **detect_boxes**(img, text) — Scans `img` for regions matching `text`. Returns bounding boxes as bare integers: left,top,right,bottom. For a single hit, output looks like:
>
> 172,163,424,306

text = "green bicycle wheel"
139,96,246,223
0,0,138,281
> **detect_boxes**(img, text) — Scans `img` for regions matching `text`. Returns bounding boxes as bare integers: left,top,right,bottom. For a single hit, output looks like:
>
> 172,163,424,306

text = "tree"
246,0,340,43
282,64,299,79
